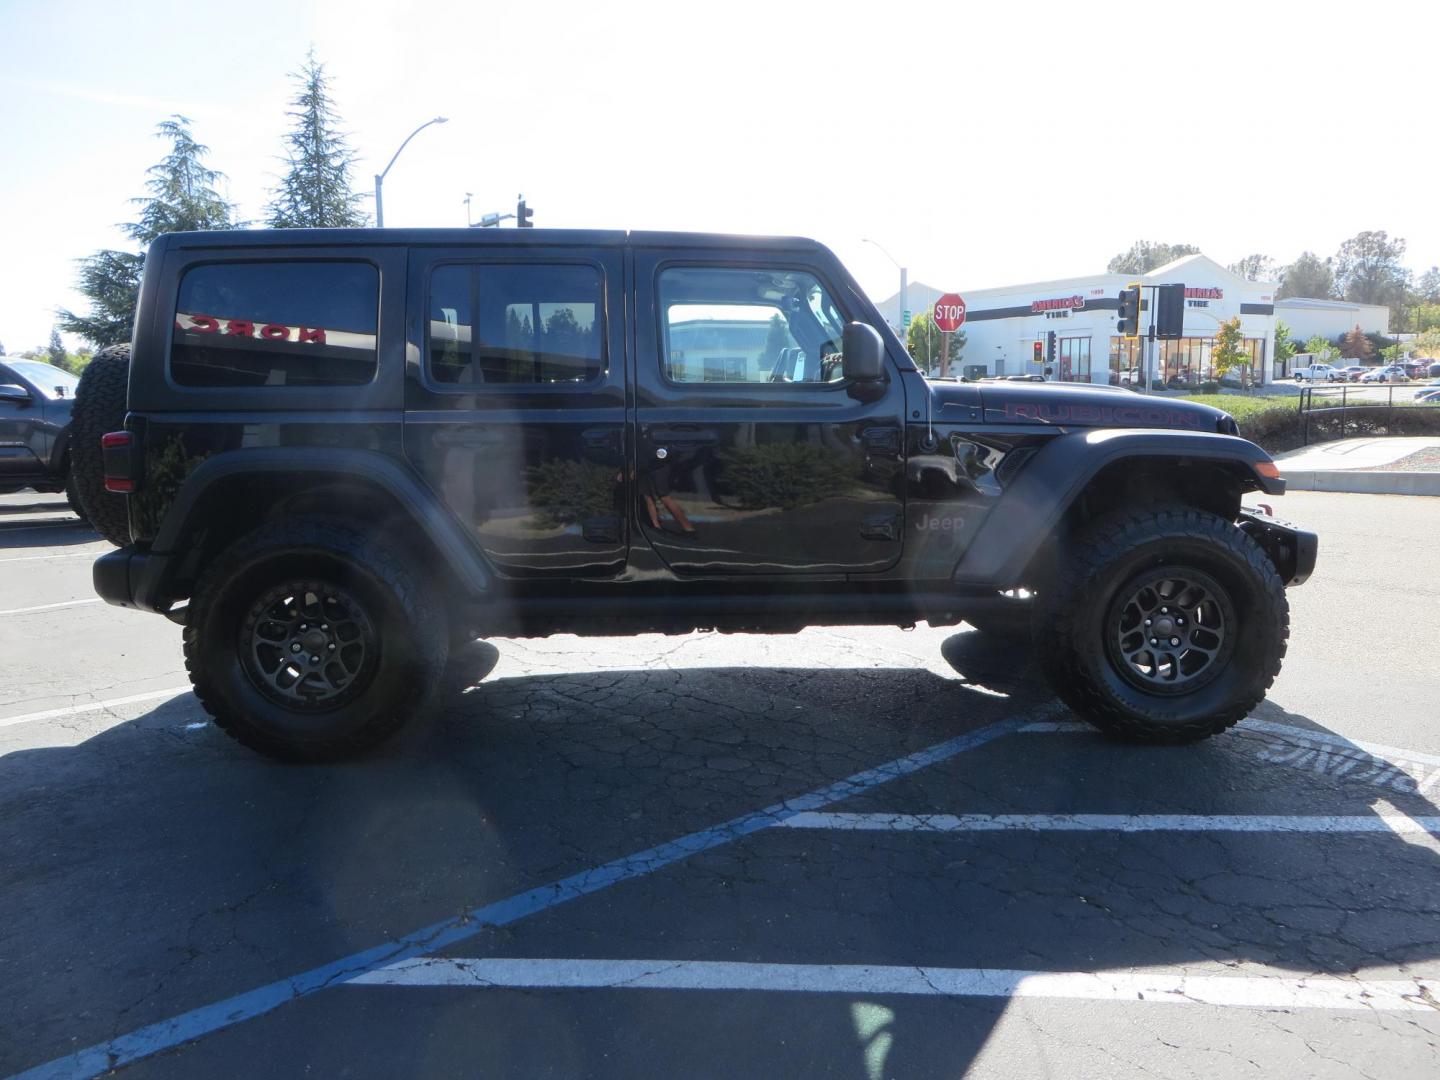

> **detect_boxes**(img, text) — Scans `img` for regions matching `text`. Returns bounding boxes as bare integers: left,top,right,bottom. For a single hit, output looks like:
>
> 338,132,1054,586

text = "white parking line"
0,551,97,564
0,598,103,617
349,957,1440,1012
0,687,193,729
1021,718,1440,768
776,811,1440,835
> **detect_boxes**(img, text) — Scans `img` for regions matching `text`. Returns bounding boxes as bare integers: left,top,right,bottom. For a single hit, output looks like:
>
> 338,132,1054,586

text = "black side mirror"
0,384,32,405
842,322,885,381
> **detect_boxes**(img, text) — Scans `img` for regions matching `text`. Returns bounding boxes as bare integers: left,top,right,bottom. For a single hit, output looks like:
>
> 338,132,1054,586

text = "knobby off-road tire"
1036,505,1288,744
64,473,88,523
69,343,132,545
184,519,448,761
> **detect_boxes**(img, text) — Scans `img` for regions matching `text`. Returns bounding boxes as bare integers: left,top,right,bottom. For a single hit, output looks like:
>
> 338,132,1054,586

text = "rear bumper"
93,548,174,613
1238,508,1318,587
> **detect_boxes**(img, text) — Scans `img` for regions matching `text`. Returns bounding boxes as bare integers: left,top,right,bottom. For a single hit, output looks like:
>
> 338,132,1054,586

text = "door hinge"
861,425,902,456
582,515,621,543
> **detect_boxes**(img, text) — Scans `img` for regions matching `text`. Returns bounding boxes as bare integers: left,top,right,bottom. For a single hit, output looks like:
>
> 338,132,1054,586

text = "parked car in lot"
1293,363,1346,382
78,227,1316,761
1414,384,1440,404
1361,365,1410,383
0,357,84,514
1336,365,1368,382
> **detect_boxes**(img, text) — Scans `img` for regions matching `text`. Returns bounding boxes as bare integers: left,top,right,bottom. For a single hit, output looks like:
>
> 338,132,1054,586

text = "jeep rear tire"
184,519,448,761
70,343,132,546
1036,506,1288,744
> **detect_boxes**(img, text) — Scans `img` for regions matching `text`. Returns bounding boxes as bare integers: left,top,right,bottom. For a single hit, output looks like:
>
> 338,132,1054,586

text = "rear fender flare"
150,447,493,595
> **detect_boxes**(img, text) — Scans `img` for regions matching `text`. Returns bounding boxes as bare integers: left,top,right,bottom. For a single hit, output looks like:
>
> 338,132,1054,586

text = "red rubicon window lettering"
298,327,327,344
260,323,291,340
226,320,255,337
188,314,219,333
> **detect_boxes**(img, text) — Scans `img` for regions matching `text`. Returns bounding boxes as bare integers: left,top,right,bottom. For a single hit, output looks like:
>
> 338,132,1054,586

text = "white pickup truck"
1292,361,1345,382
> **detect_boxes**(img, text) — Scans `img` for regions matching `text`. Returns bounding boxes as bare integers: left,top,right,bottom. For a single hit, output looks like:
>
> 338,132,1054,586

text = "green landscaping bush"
717,442,854,510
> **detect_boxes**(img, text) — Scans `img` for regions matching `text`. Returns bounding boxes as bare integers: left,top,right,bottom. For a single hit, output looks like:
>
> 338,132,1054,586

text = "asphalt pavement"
2,489,1438,1079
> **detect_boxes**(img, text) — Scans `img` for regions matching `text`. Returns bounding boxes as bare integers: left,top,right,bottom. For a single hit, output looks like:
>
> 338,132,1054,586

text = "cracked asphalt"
2,489,1438,1078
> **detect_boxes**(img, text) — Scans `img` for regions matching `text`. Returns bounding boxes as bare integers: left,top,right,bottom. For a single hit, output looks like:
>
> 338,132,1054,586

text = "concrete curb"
1282,471,1440,496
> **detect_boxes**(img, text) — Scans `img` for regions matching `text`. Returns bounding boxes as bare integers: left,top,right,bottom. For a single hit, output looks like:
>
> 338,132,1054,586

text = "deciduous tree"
1106,241,1199,275
1212,316,1248,381
1273,320,1297,369
1334,230,1410,325
1276,252,1335,299
1227,254,1277,281
906,311,965,375
1339,324,1373,360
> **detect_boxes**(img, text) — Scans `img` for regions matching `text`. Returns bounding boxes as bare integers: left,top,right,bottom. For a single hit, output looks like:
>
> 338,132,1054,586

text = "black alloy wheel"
1105,568,1234,695
240,580,379,710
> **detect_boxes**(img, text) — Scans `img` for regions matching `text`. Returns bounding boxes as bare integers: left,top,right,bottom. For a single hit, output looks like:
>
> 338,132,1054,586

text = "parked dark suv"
85,228,1315,760
0,357,82,510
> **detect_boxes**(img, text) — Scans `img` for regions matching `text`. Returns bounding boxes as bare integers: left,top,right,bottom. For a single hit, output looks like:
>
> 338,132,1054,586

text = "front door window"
660,267,848,385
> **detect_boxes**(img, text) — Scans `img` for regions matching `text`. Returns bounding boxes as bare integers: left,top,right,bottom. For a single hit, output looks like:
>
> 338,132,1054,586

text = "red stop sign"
933,293,966,332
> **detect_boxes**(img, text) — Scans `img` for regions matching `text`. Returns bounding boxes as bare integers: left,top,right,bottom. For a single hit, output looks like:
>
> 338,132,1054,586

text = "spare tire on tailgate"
70,343,132,547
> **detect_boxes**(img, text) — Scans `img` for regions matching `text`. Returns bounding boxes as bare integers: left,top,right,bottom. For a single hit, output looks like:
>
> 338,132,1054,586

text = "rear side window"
172,262,378,388
427,263,604,385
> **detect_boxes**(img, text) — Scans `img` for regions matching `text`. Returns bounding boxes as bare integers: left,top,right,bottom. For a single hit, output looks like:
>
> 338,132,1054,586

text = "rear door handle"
649,425,719,446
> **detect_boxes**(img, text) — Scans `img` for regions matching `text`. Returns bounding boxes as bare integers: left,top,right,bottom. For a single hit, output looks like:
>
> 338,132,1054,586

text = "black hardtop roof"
160,228,828,253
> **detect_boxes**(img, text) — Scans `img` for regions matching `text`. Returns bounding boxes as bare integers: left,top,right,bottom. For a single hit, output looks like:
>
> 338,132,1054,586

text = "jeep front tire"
184,519,448,761
1036,506,1288,744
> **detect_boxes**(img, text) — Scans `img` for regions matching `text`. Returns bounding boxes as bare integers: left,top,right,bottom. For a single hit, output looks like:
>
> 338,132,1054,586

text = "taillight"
101,431,136,493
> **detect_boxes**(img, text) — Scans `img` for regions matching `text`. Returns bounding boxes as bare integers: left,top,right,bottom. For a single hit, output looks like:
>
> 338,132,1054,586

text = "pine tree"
46,328,66,367
58,116,234,347
266,51,367,228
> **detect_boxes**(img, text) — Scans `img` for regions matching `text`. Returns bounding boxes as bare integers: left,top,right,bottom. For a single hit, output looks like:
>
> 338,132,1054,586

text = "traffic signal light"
1046,330,1057,364
1117,283,1142,339
1155,283,1185,339
1032,341,1043,366
517,196,534,228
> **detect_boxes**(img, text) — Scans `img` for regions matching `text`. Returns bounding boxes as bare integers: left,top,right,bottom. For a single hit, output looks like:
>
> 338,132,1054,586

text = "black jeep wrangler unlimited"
89,228,1315,760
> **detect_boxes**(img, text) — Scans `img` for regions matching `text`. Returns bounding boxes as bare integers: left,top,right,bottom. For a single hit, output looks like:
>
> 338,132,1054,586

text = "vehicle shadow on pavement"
0,520,96,550
0,499,71,516
2,635,1438,1077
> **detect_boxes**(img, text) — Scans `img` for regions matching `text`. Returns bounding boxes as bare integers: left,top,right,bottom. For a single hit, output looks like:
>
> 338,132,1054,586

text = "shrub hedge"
1178,393,1440,453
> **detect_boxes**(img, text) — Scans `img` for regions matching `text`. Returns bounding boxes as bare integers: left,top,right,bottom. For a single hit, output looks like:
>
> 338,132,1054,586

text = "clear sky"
1,0,1437,352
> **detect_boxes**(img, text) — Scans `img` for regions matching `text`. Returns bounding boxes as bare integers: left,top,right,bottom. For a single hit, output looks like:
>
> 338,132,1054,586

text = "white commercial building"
882,254,1286,387
1272,296,1390,343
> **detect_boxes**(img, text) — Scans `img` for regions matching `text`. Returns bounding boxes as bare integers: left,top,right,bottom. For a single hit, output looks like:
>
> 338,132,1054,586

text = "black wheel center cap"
1153,616,1177,637
301,629,329,653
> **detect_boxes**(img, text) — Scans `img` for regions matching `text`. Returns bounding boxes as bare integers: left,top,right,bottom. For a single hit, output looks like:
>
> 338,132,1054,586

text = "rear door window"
171,261,378,387
426,263,604,386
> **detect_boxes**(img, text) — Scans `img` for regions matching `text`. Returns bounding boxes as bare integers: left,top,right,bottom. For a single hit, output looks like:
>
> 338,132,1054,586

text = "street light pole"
373,116,449,228
862,238,907,339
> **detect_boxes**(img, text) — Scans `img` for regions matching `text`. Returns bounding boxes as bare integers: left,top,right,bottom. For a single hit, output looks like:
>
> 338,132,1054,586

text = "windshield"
6,359,79,399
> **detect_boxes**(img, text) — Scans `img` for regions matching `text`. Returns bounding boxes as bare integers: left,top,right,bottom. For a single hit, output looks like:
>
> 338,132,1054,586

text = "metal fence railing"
1297,383,1437,446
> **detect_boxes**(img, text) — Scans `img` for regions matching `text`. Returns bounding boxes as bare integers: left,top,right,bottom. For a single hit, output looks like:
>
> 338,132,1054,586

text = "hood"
929,379,1236,435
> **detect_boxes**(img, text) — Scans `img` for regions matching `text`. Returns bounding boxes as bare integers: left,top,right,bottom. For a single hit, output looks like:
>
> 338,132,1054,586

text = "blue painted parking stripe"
8,709,1053,1080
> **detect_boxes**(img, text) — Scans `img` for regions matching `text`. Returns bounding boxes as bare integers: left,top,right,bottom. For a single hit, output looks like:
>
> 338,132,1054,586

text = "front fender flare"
951,428,1283,588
